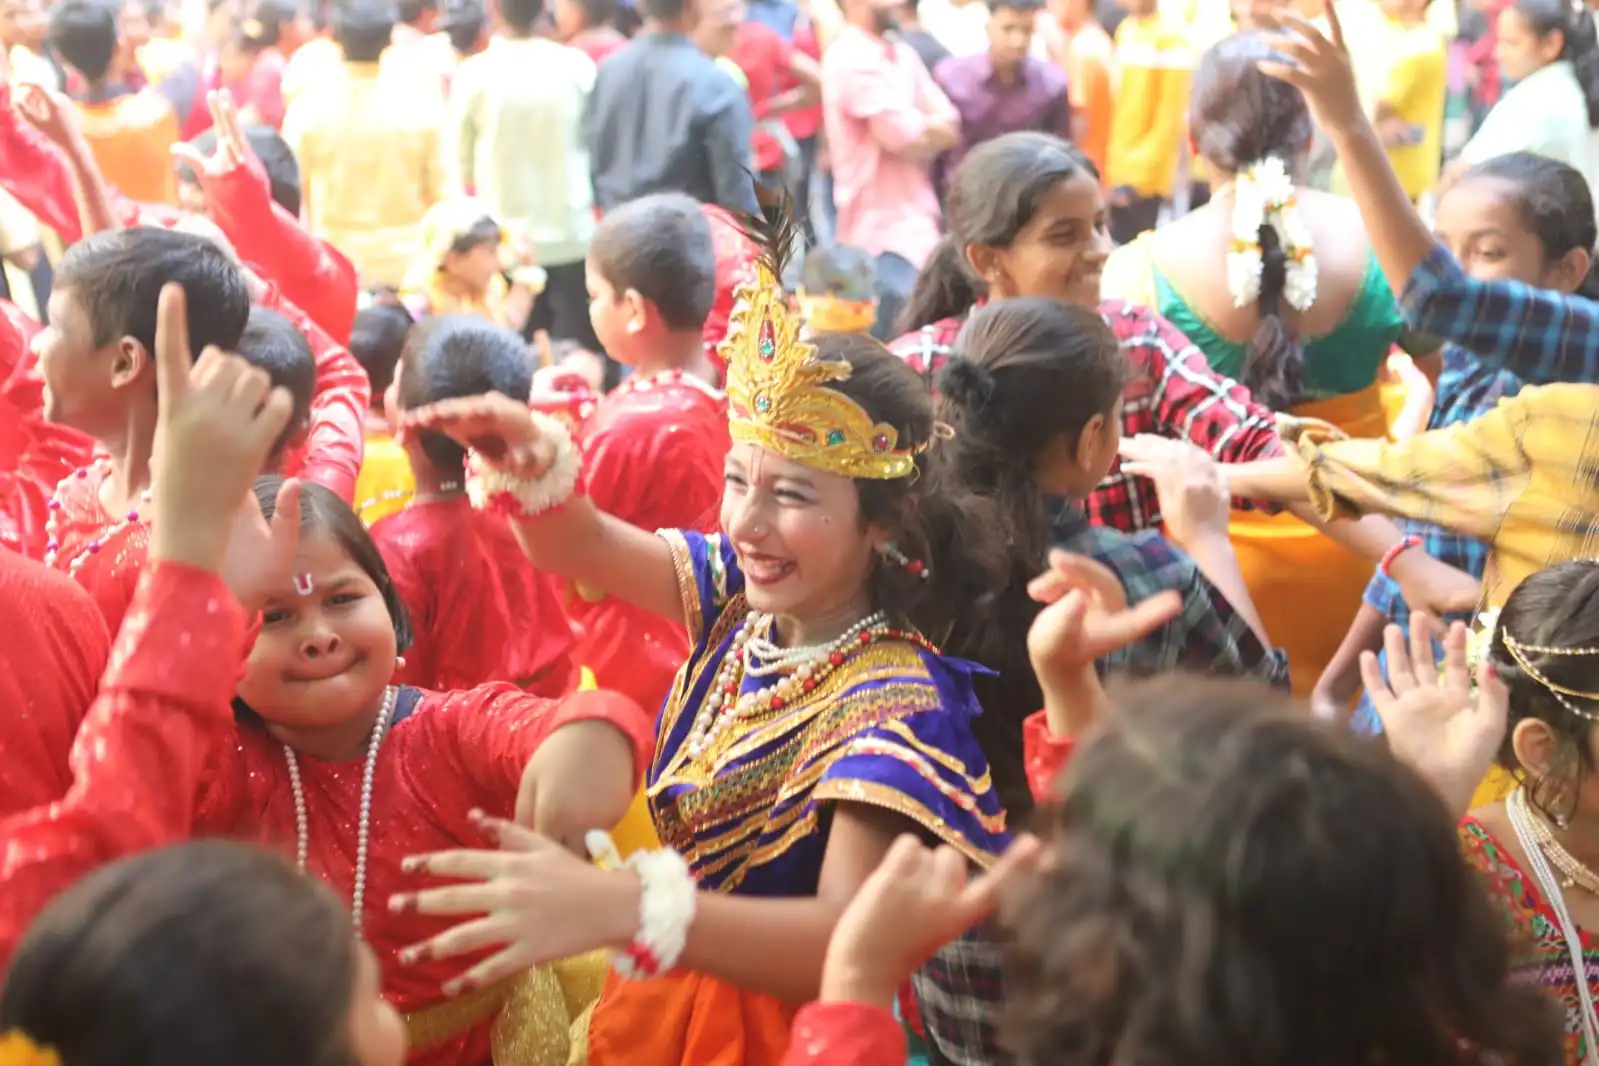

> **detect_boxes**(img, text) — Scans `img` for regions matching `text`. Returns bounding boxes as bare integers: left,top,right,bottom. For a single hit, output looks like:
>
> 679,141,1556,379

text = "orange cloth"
587,970,797,1066
77,92,180,205
1227,384,1389,698
1061,22,1116,177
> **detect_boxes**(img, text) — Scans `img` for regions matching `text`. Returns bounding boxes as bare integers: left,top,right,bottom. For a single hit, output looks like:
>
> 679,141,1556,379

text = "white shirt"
1462,59,1596,190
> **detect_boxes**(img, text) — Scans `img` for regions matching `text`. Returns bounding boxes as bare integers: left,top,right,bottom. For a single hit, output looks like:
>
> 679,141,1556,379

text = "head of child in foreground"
235,477,412,737
1000,675,1563,1066
0,840,407,1066
35,228,250,440
585,192,717,366
1435,152,1599,298
1487,559,1599,829
388,316,533,477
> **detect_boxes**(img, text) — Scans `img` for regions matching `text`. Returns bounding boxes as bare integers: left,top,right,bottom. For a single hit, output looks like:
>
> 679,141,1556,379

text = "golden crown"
720,262,918,480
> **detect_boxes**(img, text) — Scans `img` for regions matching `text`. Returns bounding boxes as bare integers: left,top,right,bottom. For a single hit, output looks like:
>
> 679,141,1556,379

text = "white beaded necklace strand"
283,685,398,934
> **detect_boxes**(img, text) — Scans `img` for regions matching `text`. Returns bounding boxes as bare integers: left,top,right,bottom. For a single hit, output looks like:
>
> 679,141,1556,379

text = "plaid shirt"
1401,243,1599,384
890,300,1284,533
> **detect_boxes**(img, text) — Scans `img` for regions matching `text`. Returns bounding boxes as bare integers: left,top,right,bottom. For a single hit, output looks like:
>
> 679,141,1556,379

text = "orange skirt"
1229,385,1392,698
584,970,797,1066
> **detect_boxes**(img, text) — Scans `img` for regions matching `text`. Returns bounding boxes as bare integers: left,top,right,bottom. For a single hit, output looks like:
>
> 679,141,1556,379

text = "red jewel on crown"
872,433,889,452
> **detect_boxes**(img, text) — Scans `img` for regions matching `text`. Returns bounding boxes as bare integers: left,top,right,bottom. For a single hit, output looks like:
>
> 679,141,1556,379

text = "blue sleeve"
656,528,744,644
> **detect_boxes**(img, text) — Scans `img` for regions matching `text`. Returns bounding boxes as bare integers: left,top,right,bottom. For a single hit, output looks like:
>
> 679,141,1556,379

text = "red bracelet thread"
1379,534,1424,579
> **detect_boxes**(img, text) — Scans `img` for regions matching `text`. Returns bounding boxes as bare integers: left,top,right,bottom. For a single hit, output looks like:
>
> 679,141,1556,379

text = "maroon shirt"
932,52,1071,193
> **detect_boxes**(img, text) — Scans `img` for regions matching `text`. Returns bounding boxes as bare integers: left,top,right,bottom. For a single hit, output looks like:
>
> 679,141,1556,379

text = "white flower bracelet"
464,410,582,521
588,831,697,980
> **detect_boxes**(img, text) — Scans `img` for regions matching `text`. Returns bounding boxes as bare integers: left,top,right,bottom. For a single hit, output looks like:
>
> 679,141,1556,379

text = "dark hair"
935,297,1127,822
55,227,250,360
500,0,544,30
1457,151,1599,299
899,133,1099,334
1510,0,1599,126
179,123,302,216
394,0,433,23
801,243,877,301
589,192,717,331
0,841,360,1066
1189,32,1315,410
333,0,395,60
48,0,117,81
446,215,502,258
992,0,1042,13
639,0,684,22
806,333,1008,653
397,316,533,472
349,303,412,403
252,475,414,649
1003,676,1566,1066
1487,559,1599,826
569,0,617,29
245,0,298,43
438,0,484,49
237,306,316,463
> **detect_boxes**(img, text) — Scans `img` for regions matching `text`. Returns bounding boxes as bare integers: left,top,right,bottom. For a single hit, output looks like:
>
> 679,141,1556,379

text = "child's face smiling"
32,285,131,438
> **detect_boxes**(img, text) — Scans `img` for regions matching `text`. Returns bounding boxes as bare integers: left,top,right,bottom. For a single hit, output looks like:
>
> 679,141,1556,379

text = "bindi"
293,574,316,596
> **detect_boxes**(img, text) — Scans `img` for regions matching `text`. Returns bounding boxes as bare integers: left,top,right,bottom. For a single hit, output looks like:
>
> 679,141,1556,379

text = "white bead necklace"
282,685,397,933
43,458,153,575
686,611,891,759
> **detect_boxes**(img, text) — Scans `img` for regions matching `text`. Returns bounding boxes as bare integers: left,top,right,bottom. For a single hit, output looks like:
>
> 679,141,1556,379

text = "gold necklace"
1525,804,1599,896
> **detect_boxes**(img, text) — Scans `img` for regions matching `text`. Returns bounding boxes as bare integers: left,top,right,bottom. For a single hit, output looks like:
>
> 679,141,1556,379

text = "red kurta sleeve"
0,311,95,558
414,684,652,809
255,283,368,502
0,81,82,242
204,159,359,345
780,1003,906,1066
0,560,244,967
1023,710,1077,800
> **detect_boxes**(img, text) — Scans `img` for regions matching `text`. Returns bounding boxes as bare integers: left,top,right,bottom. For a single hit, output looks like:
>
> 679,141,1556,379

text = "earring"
394,655,407,673
879,541,929,579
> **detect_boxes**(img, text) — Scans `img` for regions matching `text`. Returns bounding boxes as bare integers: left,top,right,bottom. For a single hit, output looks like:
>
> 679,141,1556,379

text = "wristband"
464,411,581,521
1379,534,1424,579
589,834,696,980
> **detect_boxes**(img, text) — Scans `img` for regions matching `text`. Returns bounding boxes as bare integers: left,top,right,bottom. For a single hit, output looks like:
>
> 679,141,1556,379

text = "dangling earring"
394,655,407,673
879,541,930,579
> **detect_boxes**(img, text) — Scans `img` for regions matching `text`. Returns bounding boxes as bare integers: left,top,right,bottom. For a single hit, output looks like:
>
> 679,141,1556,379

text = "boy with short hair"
559,192,731,711
35,226,249,630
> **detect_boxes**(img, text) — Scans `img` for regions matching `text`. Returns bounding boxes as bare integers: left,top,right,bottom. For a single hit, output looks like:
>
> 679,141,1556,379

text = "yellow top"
1105,14,1193,198
282,36,342,103
354,430,415,527
1293,383,1599,609
282,61,448,288
1339,9,1446,199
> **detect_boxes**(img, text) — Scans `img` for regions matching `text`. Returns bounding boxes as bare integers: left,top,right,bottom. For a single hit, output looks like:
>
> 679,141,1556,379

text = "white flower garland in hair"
1226,157,1318,313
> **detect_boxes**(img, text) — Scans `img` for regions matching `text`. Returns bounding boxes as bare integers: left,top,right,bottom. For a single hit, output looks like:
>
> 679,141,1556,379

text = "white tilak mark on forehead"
293,574,316,596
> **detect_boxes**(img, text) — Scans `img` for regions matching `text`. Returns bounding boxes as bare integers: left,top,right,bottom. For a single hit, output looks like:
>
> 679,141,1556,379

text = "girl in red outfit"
780,553,1565,1066
371,317,578,698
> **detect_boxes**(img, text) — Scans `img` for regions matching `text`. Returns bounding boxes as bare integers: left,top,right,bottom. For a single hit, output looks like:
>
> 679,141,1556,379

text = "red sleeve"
205,163,359,345
256,284,368,502
0,81,83,242
247,53,287,130
1023,710,1076,799
0,561,243,967
420,685,652,808
780,1003,906,1066
0,316,96,559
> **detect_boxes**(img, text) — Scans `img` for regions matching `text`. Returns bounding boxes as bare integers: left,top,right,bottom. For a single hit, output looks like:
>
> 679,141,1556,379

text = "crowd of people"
4,0,1599,1060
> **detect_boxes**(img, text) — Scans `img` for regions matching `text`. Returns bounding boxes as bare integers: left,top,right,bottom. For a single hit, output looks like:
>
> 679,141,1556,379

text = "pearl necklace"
614,368,720,400
686,611,896,759
282,685,397,933
43,458,152,574
356,480,462,519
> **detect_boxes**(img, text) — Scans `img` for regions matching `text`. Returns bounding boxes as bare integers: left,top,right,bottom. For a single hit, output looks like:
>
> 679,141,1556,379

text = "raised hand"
819,834,1043,1009
392,813,642,996
169,89,252,179
1363,613,1508,817
398,393,555,477
14,83,82,149
148,283,296,577
1025,549,1181,687
1254,2,1363,135
1117,433,1231,548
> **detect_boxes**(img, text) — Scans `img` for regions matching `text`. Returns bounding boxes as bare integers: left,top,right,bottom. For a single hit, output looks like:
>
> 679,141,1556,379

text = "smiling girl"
391,232,1013,1066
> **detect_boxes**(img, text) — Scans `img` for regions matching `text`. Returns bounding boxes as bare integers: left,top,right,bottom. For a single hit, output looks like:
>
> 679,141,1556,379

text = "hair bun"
938,356,998,412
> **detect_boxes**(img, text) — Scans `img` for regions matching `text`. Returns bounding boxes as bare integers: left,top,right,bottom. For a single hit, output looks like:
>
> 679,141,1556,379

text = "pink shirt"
821,25,951,267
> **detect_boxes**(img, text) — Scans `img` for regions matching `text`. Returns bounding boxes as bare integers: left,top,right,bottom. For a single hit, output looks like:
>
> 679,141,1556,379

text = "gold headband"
721,261,920,480
1502,629,1599,719
795,290,877,334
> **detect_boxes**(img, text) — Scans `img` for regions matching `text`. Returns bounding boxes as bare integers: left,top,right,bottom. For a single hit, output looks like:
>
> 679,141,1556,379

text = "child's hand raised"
819,834,1043,1010
1254,2,1363,137
149,282,297,580
169,90,253,182
399,393,558,480
1117,433,1232,549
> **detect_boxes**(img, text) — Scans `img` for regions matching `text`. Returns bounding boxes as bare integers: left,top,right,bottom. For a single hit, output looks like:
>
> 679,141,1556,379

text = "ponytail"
1571,5,1599,128
897,237,984,335
1240,222,1305,411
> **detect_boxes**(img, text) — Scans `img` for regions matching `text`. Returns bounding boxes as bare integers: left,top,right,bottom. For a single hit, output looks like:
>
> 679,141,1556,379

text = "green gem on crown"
826,428,845,445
